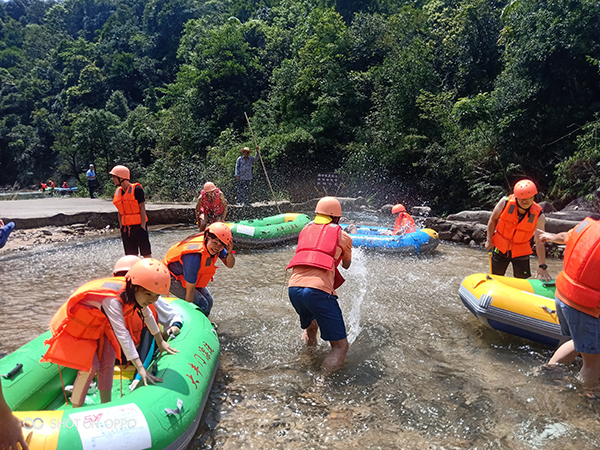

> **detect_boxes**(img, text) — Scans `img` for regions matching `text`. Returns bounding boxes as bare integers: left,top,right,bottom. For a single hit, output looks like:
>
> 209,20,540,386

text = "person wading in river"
163,222,235,317
485,179,551,281
286,197,353,373
538,219,600,391
195,181,228,232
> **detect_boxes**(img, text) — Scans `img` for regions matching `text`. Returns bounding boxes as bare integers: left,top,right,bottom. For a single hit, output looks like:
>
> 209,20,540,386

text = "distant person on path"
235,146,258,206
195,182,228,232
110,165,152,258
163,222,235,317
86,164,99,198
0,219,15,249
538,218,600,390
287,197,353,373
0,378,29,450
485,179,551,280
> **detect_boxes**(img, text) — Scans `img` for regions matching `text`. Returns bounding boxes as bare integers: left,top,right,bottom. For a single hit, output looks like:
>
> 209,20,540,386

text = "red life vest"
48,180,55,188
556,218,600,308
124,303,158,347
492,195,542,257
41,277,136,372
163,234,218,288
113,182,147,226
393,213,416,235
199,189,224,216
287,222,346,288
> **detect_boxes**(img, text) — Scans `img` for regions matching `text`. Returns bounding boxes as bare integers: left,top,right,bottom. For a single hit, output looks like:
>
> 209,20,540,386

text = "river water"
0,221,598,450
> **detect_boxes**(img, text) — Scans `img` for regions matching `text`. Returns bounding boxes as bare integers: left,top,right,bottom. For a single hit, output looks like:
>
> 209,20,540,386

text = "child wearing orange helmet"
42,259,178,407
163,222,235,316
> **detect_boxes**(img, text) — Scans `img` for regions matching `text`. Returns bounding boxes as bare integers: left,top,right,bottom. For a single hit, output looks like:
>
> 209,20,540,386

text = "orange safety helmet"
391,204,406,214
203,182,217,193
126,258,170,295
206,222,233,245
513,179,538,199
113,255,142,276
109,165,130,180
315,197,342,217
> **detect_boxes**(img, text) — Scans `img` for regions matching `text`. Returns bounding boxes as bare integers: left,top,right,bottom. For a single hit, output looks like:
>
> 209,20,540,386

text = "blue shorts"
556,297,600,354
288,287,347,342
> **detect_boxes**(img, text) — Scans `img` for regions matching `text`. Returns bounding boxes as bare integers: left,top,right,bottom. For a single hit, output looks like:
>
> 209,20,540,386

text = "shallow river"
0,220,598,450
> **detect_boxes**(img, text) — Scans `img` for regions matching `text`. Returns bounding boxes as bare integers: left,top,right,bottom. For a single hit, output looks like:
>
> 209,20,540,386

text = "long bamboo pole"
244,112,281,213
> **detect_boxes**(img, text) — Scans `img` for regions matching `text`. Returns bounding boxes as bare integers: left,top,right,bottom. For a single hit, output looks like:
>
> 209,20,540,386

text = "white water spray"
344,247,368,345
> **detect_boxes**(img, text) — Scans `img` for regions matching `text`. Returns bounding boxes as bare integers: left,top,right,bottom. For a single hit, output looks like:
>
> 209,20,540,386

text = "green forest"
0,0,599,212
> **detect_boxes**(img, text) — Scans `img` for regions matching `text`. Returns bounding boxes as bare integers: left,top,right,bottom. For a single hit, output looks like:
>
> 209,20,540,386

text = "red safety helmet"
315,197,342,217
113,255,142,277
126,258,170,295
514,179,538,199
391,204,406,214
203,182,217,193
206,222,233,245
109,165,130,180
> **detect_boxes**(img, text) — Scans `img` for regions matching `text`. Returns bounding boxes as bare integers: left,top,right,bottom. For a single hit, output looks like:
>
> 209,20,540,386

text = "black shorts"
491,248,531,278
120,224,152,257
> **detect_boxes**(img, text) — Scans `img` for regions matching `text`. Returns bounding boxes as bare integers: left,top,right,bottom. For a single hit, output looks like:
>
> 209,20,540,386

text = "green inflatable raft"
1,298,219,450
227,213,310,248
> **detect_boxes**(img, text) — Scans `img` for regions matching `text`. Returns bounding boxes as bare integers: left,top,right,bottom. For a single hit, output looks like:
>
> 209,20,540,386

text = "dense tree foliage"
0,0,598,212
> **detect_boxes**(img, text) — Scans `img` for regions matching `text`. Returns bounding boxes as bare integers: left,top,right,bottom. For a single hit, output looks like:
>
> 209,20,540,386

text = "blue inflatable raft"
342,225,440,254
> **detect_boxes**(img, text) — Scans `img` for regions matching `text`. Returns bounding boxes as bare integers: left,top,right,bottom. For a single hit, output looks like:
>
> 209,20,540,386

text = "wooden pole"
244,112,281,213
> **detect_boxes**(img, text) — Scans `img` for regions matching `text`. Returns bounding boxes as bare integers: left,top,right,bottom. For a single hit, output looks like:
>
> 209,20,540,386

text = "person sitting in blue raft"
0,220,15,249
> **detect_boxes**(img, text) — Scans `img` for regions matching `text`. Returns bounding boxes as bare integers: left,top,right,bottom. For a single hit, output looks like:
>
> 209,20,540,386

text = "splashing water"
345,247,368,344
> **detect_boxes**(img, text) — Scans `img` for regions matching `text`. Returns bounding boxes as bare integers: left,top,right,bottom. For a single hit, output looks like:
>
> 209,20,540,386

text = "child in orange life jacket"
195,181,228,232
163,222,235,317
41,259,178,408
538,219,600,389
110,164,152,258
113,255,183,338
485,179,551,281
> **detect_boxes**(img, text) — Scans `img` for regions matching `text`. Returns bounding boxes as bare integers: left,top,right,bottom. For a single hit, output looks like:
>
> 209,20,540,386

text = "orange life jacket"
555,218,600,308
41,277,137,372
163,234,218,288
48,180,55,188
124,304,158,346
113,182,147,226
492,195,542,257
393,213,416,235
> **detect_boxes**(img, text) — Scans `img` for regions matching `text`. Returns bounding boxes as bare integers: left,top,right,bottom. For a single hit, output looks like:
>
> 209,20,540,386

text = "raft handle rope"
541,305,556,315
57,365,70,406
165,398,183,416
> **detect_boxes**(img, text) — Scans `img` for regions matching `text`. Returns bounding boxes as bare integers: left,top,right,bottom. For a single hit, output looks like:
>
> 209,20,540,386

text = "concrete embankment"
0,196,370,230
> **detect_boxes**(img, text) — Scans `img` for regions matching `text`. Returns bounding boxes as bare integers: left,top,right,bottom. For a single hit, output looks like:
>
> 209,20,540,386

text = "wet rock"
41,229,52,236
469,240,479,248
411,206,431,217
438,231,452,240
471,224,488,242
446,210,491,225
538,201,557,214
61,228,74,234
